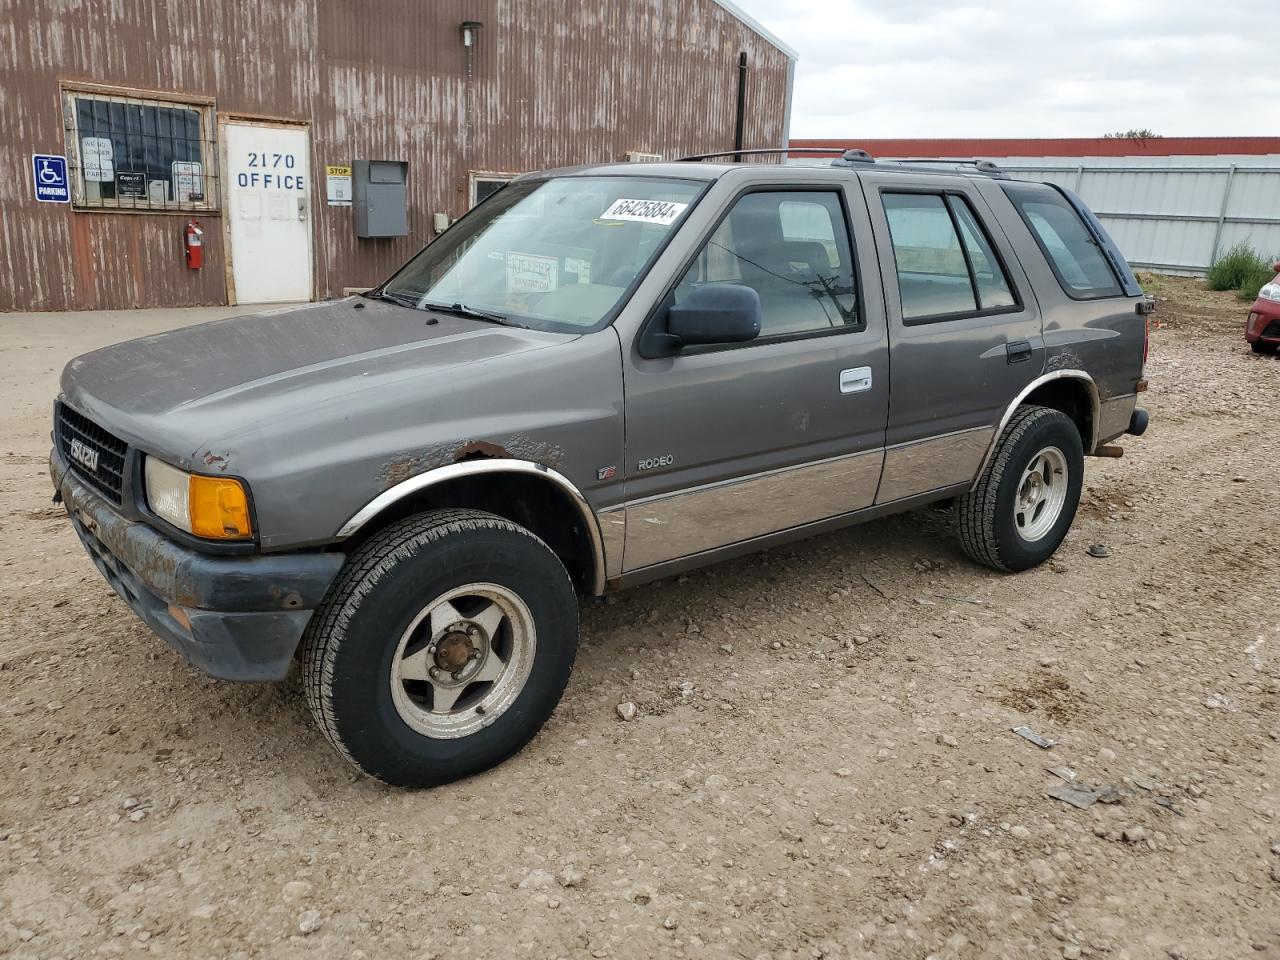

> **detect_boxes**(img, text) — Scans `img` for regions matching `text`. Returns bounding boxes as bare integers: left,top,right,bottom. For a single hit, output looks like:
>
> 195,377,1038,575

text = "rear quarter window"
1003,184,1122,300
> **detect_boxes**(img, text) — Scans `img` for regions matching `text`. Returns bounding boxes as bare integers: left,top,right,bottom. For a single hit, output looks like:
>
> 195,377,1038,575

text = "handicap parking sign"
32,154,70,203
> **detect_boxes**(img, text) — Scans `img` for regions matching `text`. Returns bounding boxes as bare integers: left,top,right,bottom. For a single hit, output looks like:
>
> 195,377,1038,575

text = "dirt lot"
1,279,1278,960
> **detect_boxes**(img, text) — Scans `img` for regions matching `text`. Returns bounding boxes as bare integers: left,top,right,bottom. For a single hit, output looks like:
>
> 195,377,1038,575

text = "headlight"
1259,279,1280,303
144,456,253,540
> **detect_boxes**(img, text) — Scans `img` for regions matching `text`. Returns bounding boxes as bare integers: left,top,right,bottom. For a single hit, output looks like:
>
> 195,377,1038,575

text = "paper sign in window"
81,137,114,182
598,198,688,226
564,257,592,284
506,252,559,293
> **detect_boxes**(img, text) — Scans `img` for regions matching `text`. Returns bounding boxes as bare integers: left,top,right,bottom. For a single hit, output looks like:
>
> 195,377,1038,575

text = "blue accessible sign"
32,154,70,203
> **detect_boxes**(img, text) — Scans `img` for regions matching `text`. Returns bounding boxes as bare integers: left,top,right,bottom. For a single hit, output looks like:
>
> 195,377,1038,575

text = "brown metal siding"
0,0,790,313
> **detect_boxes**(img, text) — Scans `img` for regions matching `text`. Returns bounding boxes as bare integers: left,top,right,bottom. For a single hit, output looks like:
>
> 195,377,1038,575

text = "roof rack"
676,147,870,162
880,158,1007,178
673,148,1008,179
829,148,875,166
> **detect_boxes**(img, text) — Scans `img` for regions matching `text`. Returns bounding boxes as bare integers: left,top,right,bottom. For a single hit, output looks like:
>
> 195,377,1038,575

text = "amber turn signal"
188,475,253,539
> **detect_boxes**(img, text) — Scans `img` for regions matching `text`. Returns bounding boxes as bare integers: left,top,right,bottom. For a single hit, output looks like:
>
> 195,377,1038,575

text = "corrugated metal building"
791,138,1280,275
1,0,796,312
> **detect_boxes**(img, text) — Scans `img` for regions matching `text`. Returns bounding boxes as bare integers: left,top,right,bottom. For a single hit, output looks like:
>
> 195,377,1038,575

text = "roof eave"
709,0,799,60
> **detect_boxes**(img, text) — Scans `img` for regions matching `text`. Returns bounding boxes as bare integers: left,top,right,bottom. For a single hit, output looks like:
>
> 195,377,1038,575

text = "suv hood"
61,298,569,451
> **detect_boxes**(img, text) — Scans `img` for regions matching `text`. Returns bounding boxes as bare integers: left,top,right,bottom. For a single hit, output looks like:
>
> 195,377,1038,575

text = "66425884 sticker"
598,198,688,226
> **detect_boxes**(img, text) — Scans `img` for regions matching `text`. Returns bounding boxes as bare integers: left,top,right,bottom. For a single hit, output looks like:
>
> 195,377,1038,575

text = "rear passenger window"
882,192,1017,322
1004,185,1121,299
951,200,1016,309
675,191,860,338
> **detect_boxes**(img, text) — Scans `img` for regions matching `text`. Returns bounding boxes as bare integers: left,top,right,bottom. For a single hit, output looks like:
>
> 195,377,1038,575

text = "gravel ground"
1,278,1278,960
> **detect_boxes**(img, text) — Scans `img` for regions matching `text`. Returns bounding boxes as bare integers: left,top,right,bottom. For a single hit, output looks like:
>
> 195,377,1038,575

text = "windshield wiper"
363,289,420,309
420,300,518,326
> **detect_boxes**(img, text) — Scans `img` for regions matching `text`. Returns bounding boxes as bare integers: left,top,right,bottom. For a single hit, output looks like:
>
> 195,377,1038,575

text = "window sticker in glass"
598,198,689,226
506,252,560,293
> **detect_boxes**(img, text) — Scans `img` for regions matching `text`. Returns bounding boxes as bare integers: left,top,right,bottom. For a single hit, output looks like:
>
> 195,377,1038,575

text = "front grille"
1263,320,1280,339
57,404,128,505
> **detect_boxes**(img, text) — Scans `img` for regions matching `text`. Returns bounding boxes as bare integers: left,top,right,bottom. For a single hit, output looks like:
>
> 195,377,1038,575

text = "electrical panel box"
353,160,409,238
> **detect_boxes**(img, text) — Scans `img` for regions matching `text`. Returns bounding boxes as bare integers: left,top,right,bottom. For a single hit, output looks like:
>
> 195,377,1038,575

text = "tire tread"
301,508,573,777
956,405,1063,572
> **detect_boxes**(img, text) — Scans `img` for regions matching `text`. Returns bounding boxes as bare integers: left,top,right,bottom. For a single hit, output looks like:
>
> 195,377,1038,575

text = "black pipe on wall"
733,51,747,161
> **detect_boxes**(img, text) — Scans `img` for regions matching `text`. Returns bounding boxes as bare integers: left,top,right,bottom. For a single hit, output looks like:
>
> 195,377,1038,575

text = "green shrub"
1206,242,1270,291
1238,259,1277,301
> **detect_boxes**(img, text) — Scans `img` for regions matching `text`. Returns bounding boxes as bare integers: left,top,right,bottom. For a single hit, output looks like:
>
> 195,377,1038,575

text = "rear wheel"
1251,340,1277,355
956,405,1084,572
302,509,578,787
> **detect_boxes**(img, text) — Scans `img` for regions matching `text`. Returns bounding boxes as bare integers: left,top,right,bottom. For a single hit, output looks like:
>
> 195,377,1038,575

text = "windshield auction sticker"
598,198,688,226
506,252,559,293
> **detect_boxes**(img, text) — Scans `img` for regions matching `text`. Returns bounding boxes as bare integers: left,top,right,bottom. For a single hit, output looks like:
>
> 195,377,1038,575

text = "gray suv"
50,150,1150,786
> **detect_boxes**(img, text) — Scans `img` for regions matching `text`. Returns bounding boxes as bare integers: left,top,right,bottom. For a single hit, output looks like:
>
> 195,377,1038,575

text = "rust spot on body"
378,435,567,490
382,456,418,488
454,439,509,461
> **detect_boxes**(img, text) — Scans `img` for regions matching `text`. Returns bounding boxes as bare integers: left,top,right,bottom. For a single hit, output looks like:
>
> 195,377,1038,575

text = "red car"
1246,263,1280,354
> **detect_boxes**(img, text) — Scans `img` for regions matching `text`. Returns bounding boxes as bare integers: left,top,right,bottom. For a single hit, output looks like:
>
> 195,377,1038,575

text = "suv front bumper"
51,447,345,681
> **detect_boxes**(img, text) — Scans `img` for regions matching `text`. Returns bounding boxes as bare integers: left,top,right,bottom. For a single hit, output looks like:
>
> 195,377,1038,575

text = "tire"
1251,340,1277,355
956,405,1084,572
302,508,578,787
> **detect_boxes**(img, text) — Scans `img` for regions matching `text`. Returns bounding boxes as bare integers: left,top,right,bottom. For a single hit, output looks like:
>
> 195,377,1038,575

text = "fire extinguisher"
184,219,204,270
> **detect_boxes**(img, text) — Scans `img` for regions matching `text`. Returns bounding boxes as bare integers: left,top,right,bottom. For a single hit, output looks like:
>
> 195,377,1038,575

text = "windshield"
381,176,705,333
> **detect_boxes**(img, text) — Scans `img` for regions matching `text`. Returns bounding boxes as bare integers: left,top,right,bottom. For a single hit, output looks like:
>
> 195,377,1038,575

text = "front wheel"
956,405,1084,572
302,509,578,787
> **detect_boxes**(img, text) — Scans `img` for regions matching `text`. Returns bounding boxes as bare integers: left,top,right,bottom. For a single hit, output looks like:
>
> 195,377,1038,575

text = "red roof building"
789,137,1280,158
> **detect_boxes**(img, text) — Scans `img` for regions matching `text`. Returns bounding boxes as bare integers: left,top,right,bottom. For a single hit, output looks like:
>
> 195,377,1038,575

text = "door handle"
1006,341,1033,364
839,366,873,394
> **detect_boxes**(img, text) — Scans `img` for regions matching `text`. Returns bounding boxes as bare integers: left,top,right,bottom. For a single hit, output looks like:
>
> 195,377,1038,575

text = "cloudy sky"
741,0,1277,139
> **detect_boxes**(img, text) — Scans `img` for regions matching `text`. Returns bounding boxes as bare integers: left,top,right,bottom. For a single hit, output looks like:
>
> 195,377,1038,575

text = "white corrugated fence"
998,155,1280,275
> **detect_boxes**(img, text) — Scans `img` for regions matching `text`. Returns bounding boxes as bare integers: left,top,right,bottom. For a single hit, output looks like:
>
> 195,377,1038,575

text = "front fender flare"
334,459,607,596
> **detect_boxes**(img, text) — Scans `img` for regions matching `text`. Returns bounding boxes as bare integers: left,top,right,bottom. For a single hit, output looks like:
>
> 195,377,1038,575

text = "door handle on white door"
297,194,307,220
839,366,872,394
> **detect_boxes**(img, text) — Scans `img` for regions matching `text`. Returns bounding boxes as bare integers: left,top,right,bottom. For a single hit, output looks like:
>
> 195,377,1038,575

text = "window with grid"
61,89,218,211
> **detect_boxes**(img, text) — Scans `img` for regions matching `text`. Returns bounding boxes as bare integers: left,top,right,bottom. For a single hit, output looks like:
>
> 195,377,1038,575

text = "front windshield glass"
381,176,704,332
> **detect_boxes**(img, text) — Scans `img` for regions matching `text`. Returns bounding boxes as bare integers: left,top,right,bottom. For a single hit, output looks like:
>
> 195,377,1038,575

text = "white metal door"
223,122,312,303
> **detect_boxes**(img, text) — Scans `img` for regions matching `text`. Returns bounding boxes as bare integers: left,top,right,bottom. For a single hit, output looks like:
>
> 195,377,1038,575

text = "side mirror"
666,284,762,347
1274,262,1280,274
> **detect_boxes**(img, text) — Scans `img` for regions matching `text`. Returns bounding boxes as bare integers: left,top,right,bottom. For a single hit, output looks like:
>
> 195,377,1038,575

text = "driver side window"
675,190,862,338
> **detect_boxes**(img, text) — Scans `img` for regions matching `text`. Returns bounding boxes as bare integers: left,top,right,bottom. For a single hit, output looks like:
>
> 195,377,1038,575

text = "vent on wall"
626,151,662,163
